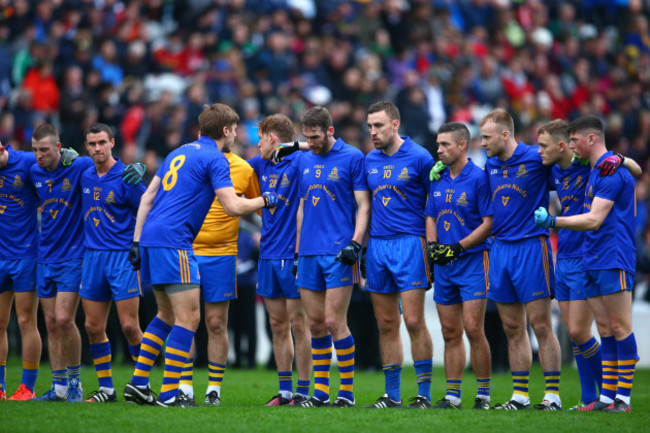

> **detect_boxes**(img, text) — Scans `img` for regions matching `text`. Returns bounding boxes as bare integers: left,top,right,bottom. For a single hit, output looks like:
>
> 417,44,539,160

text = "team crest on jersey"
382,197,391,206
444,221,451,231
516,164,527,177
0,205,6,214
105,191,116,204
50,209,58,219
281,173,290,187
456,192,468,206
312,196,320,206
574,175,584,188
93,217,101,227
398,167,410,181
62,177,72,191
12,175,24,188
502,196,510,206
327,167,340,181
368,168,378,175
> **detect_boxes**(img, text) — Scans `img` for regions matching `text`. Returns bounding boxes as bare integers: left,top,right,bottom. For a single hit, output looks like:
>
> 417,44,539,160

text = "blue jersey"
550,162,589,259
0,147,38,259
30,156,94,263
582,151,636,273
298,139,367,255
485,143,551,241
140,136,233,250
425,159,492,255
365,137,433,238
81,159,146,251
249,152,302,260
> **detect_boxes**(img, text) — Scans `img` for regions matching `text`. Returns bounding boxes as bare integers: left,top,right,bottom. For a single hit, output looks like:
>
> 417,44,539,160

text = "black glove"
334,240,362,266
123,163,146,185
128,241,141,271
360,247,367,279
292,253,298,276
271,141,300,164
431,242,464,266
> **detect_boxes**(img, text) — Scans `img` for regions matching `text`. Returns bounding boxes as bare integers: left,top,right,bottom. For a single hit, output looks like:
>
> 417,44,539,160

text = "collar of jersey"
442,158,474,181
595,150,613,167
197,135,218,148
330,138,344,152
91,157,122,176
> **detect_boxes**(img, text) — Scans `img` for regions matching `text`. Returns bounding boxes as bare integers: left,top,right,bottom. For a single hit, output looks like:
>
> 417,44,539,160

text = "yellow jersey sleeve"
193,153,257,256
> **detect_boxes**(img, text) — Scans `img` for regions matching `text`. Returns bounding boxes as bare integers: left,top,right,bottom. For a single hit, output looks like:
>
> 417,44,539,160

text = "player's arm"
598,154,643,177
351,189,370,244
133,176,160,242
425,215,438,243
623,157,642,178
292,197,305,276
244,173,262,217
556,197,614,231
458,216,492,250
216,186,268,217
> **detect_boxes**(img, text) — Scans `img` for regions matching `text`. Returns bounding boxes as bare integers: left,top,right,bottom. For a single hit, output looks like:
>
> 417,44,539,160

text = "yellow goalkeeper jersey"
193,152,260,256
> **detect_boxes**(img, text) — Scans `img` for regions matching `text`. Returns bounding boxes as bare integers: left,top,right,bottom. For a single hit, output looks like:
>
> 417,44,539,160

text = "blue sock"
383,364,402,402
334,335,355,403
0,361,5,393
477,377,490,400
67,364,81,388
312,335,332,402
296,379,310,397
132,317,172,387
52,369,67,395
578,337,602,393
159,325,194,403
22,362,39,391
90,340,113,390
446,379,462,400
573,342,598,403
129,344,140,364
414,359,432,401
600,336,617,402
279,371,293,394
616,333,639,402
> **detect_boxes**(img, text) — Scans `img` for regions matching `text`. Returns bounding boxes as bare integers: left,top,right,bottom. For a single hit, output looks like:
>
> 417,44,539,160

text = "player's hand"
60,147,79,166
123,163,146,185
335,240,362,266
597,154,624,177
292,253,298,276
128,241,141,271
262,191,278,208
429,161,447,182
360,247,367,279
534,207,556,229
571,154,590,166
271,141,300,164
431,242,464,266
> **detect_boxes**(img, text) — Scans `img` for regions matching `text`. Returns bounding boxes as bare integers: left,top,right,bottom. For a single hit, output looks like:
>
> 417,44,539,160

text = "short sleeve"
594,172,622,202
424,188,437,218
209,154,234,191
477,170,493,218
350,151,368,191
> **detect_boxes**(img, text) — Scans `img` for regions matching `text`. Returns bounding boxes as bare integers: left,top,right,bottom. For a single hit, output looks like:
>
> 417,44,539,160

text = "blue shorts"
0,258,36,294
583,269,634,298
296,255,359,291
365,235,430,294
140,247,200,287
37,259,83,298
80,249,141,302
197,255,236,303
257,258,299,299
488,236,555,304
434,250,489,305
555,257,587,302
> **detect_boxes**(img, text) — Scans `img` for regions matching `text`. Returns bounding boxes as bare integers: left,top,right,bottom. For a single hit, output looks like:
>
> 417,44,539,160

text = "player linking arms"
123,103,276,407
425,122,493,410
535,115,640,413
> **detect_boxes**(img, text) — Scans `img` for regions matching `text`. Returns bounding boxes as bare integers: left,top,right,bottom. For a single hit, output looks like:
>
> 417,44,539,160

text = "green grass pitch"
1,361,648,433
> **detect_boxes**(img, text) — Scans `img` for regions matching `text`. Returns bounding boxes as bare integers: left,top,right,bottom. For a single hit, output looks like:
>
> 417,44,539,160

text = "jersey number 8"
162,155,186,191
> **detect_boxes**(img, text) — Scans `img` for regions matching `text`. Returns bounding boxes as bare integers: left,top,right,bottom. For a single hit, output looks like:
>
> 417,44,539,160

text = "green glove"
60,147,79,166
571,154,589,166
429,161,447,181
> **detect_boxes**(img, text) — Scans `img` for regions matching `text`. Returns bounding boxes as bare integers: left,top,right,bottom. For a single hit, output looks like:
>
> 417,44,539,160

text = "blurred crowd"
2,0,650,295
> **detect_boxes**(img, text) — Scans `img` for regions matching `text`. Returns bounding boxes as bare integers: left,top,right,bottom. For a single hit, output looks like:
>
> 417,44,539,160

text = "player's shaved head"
438,122,470,146
480,109,514,136
258,114,294,143
368,101,400,122
567,115,604,140
32,123,59,146
199,103,240,140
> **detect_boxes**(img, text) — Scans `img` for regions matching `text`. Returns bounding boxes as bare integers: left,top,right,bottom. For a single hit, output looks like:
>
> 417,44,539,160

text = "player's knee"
55,311,75,330
403,314,425,334
84,319,104,339
205,315,227,336
464,320,484,341
567,325,590,344
441,325,463,343
120,320,141,342
608,319,631,340
270,317,290,336
529,319,553,338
